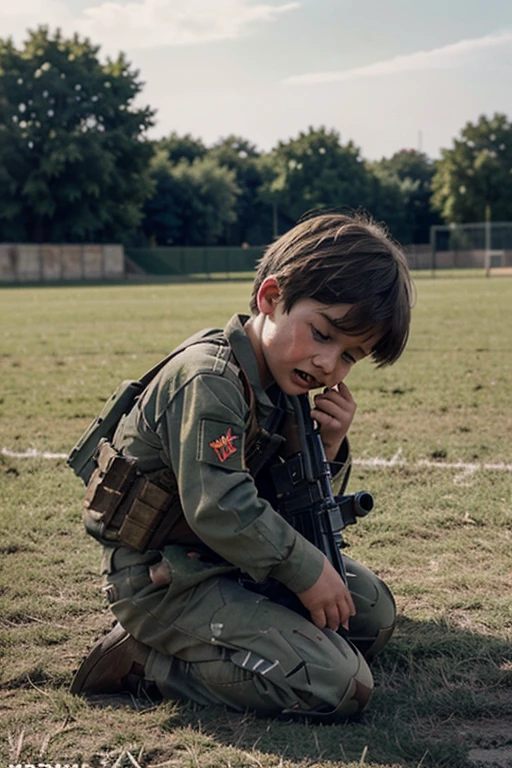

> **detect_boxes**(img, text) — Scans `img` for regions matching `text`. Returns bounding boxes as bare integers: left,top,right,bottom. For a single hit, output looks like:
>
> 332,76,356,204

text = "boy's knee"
334,648,373,716
345,557,396,660
282,644,373,721
274,625,373,718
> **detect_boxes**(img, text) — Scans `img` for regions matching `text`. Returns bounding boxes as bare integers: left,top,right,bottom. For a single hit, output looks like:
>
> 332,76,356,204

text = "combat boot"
70,622,152,696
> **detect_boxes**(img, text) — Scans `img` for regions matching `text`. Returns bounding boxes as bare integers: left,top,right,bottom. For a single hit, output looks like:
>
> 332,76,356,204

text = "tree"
209,135,266,245
259,127,374,235
431,113,512,223
366,166,409,244
0,26,155,243
372,150,441,243
143,152,240,246
255,151,294,241
156,131,206,165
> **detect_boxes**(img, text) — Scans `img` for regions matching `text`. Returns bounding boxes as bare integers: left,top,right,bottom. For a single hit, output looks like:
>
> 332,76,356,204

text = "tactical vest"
69,330,285,553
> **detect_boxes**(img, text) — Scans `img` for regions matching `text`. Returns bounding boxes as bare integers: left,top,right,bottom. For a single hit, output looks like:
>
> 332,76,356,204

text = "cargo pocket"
158,545,239,603
106,563,154,603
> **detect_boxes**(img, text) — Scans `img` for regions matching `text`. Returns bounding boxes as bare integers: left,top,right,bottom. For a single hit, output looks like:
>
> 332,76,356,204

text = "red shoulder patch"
209,427,238,463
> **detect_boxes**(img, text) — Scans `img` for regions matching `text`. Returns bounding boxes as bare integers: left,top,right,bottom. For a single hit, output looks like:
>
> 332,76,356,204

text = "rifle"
272,393,373,585
243,393,373,622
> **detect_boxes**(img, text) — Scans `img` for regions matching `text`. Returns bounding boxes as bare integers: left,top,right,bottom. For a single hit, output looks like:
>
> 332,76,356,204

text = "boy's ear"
257,276,281,315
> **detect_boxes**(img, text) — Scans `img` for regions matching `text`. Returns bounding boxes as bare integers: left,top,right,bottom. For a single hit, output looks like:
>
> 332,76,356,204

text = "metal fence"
430,222,512,272
125,246,265,278
4,233,511,284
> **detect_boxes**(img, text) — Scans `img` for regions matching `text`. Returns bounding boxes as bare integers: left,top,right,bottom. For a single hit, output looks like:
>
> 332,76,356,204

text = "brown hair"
249,212,414,366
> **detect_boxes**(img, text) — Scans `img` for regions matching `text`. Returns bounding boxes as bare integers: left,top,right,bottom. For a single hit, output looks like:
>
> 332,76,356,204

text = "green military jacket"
108,314,350,595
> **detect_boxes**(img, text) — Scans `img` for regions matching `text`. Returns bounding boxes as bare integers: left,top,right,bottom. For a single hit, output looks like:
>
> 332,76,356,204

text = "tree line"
1,27,511,248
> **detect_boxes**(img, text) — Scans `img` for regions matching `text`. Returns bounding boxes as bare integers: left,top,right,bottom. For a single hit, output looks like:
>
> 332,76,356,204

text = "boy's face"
254,280,377,395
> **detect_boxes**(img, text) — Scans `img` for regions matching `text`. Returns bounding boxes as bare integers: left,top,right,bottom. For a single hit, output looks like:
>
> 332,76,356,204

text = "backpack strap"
68,328,225,484
138,328,224,388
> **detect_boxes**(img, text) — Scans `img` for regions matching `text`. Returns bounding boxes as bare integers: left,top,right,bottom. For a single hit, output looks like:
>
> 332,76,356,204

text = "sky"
2,0,512,160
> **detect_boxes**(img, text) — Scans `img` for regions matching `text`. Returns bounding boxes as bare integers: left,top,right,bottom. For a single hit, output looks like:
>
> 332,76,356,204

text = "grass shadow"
151,614,512,768
56,614,512,768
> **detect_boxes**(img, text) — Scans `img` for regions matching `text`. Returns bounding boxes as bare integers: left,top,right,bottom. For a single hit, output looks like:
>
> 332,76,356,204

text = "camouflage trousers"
105,545,395,719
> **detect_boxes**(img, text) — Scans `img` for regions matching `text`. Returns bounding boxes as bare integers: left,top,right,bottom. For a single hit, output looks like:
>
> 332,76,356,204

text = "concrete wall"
0,243,125,282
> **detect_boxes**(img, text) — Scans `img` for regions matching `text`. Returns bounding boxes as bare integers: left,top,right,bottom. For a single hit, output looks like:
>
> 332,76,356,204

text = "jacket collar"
224,313,276,417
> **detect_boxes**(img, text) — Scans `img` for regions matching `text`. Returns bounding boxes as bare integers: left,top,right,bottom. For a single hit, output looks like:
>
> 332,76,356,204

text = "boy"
71,212,413,720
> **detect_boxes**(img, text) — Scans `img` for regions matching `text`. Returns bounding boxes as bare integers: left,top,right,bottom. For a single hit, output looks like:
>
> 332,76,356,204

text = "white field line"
353,446,512,473
2,447,68,460
2,446,512,474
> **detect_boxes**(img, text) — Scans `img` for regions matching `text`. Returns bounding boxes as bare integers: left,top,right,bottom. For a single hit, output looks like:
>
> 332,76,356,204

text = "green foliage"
431,112,512,223
371,150,441,243
366,164,409,243
145,116,512,246
4,21,512,251
0,26,155,243
209,135,270,245
144,133,271,247
156,131,207,165
259,126,374,229
143,151,240,246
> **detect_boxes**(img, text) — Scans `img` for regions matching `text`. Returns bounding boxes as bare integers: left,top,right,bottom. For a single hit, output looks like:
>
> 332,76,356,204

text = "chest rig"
70,331,285,553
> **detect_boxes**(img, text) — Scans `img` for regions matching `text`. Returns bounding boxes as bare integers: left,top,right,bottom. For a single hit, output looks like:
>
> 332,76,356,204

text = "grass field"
0,277,511,768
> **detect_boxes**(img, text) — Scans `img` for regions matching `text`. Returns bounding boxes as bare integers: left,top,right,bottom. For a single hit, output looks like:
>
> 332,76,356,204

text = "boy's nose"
312,352,349,385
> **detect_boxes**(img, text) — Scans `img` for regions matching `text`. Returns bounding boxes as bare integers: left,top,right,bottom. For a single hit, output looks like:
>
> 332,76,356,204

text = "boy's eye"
342,351,357,365
312,326,331,342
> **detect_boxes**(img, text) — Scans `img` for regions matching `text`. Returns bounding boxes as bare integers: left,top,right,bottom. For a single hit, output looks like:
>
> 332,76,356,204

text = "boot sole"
70,623,131,696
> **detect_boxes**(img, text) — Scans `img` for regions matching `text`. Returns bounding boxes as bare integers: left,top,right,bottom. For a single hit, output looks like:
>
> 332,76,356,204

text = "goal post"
430,222,512,275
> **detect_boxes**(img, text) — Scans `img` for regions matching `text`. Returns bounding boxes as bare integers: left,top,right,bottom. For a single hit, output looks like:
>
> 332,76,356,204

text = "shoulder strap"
139,328,225,388
68,328,225,484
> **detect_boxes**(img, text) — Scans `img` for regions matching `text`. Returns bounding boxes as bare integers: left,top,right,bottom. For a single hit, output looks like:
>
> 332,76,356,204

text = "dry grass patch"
1,277,511,768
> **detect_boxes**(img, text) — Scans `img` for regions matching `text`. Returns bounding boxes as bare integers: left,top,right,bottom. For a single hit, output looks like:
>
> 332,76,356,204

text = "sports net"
429,222,512,274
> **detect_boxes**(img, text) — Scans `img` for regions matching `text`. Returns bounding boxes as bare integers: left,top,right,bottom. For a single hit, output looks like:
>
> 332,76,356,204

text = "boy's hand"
149,559,172,586
296,556,356,631
311,383,356,462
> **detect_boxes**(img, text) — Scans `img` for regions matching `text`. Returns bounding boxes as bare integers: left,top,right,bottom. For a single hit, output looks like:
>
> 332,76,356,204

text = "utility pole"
484,204,491,277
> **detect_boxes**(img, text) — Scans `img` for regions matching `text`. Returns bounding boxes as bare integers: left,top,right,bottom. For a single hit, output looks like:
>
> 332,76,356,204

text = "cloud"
283,30,512,85
0,0,299,54
79,0,299,50
0,0,74,43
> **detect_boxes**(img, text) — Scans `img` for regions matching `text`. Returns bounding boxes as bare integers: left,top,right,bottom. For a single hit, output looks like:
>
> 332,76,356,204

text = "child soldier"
71,213,413,720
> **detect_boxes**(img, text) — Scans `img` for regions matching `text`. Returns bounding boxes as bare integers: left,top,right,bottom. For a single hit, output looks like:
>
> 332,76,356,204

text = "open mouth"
294,369,320,387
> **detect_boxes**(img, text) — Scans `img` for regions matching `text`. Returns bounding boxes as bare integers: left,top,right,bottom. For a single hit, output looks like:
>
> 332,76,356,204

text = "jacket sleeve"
155,371,324,593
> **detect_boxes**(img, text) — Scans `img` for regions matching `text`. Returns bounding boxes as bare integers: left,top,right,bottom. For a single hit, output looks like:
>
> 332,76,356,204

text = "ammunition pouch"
68,379,145,485
83,439,184,552
245,426,285,478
